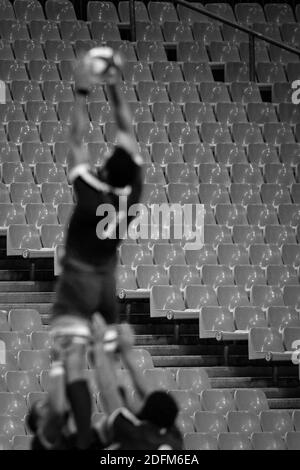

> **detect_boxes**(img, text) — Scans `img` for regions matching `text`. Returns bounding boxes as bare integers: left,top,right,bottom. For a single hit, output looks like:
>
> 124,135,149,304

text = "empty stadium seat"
12,435,32,450
118,1,149,22
248,327,285,360
215,143,247,165
251,285,284,309
266,265,298,287
176,368,210,394
163,22,193,42
18,349,51,374
204,225,232,246
230,184,261,205
283,286,300,309
184,432,218,450
136,265,168,290
0,204,26,228
0,415,25,441
183,143,214,165
215,204,247,227
185,245,218,267
116,265,137,292
182,62,213,83
30,331,53,350
217,286,250,310
267,306,300,331
247,204,278,227
218,432,252,450
193,22,223,44
45,0,76,21
136,22,163,42
234,306,267,330
234,265,266,290
144,368,177,391
282,244,300,267
176,412,195,435
194,411,227,436
150,285,185,318
6,370,40,394
169,265,200,290
235,3,265,23
249,244,282,267
136,41,167,62
169,390,200,416
217,244,249,267
167,183,199,205
248,143,279,166
278,204,300,227
202,266,234,288
168,122,200,144
216,102,247,124
41,183,73,205
199,82,230,103
41,224,65,248
87,1,119,22
22,143,52,165
209,41,240,62
200,306,235,339
227,410,262,435
13,40,44,62
286,432,300,450
232,225,264,248
234,389,269,413
7,224,42,253
185,285,218,309
8,308,41,334
201,123,231,144
251,432,286,450
201,389,235,415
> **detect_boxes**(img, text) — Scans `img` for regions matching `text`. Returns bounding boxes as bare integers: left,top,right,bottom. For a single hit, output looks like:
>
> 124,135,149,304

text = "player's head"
137,391,179,429
103,147,139,189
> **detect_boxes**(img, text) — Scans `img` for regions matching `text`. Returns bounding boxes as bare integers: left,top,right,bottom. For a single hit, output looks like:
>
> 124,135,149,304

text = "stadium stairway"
1,234,300,411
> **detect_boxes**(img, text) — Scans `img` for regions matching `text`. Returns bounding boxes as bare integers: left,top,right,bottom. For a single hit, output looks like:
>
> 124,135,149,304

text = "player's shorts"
51,254,118,326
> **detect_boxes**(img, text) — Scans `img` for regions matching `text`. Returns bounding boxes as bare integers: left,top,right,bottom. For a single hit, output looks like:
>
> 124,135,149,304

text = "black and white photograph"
0,0,299,456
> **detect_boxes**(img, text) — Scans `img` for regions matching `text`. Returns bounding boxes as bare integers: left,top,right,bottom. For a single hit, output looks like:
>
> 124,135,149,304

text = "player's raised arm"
106,78,140,163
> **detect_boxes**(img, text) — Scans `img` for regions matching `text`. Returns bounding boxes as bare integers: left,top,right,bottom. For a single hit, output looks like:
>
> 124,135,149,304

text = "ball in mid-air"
83,47,123,82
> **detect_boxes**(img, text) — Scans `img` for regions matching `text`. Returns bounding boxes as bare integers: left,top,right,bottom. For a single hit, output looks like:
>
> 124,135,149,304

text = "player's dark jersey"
65,146,142,267
108,408,183,450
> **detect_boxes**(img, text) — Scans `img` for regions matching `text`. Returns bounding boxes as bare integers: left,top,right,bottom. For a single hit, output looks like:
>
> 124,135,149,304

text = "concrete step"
0,292,56,303
210,377,300,389
153,355,250,368
203,366,299,378
0,282,55,292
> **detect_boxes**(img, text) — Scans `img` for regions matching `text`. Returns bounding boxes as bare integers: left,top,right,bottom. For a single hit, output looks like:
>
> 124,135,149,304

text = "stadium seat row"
1,141,299,167
3,1,300,27
3,80,300,105
1,162,300,186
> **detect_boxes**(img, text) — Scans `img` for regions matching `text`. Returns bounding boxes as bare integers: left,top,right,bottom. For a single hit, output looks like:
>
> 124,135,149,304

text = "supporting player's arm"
118,324,152,401
92,314,124,415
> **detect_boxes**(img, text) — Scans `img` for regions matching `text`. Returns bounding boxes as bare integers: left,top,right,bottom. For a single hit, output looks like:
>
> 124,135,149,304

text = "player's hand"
117,323,135,353
73,54,98,90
